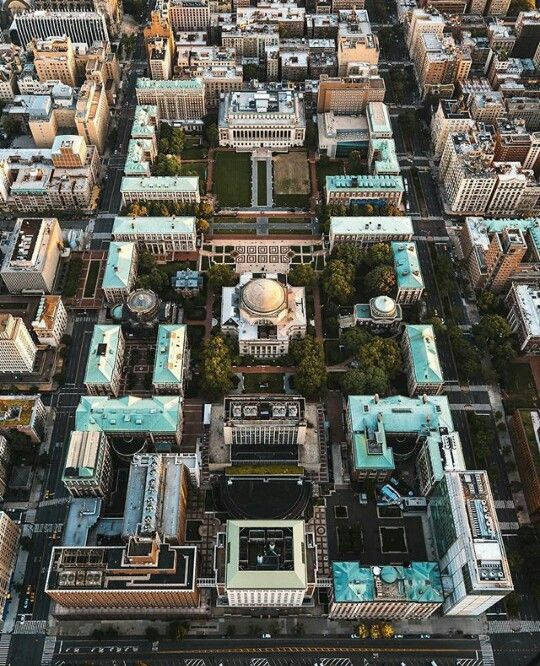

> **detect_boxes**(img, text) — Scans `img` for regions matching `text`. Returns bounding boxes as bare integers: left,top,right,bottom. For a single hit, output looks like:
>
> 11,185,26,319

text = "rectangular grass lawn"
213,152,251,207
83,259,100,298
274,152,310,209
243,373,284,393
257,160,267,206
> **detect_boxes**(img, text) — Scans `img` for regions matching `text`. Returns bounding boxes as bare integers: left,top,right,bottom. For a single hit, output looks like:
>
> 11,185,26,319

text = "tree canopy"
207,263,238,288
288,263,316,287
364,264,396,298
322,259,355,304
201,335,233,398
289,336,327,398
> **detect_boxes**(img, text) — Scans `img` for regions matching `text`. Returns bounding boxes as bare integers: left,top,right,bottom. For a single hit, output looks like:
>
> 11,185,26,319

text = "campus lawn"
242,373,284,393
213,152,252,207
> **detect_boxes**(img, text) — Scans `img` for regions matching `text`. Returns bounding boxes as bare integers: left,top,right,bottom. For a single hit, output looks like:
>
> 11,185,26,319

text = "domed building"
221,273,307,357
339,294,402,333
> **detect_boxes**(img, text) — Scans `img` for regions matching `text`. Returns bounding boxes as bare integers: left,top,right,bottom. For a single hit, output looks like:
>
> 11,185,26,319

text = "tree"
138,250,157,275
369,624,381,639
357,623,369,639
322,260,355,304
198,200,214,216
207,263,237,288
196,218,210,234
290,336,327,399
204,122,219,147
365,243,392,269
136,268,168,293
341,327,371,356
477,290,504,315
63,256,83,298
154,154,182,176
381,624,395,639
348,150,363,174
474,314,513,347
288,263,316,287
168,621,189,641
201,335,233,398
357,337,402,378
364,265,396,298
342,366,388,395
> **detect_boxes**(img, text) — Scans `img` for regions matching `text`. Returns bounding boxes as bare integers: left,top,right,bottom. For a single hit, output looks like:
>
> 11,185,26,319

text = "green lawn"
83,260,100,298
257,160,267,206
503,363,538,411
213,152,252,207
182,137,207,160
273,193,310,209
180,162,207,192
242,373,284,393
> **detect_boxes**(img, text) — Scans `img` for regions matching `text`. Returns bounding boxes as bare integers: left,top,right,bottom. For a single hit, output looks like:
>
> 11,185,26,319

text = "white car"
261,633,271,639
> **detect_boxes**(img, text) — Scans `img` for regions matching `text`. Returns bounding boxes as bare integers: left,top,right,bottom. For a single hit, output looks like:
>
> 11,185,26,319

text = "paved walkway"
313,283,323,341
204,291,215,340
205,147,214,194
234,366,296,373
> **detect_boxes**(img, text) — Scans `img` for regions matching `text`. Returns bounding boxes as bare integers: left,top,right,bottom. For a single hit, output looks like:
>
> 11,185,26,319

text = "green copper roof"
102,242,136,291
370,138,399,175
332,561,443,604
326,174,404,192
352,429,394,471
366,102,392,136
113,216,196,236
120,176,199,193
392,242,424,291
84,325,123,386
152,324,187,386
404,324,443,385
125,138,154,175
137,77,203,90
75,395,181,434
131,105,158,138
472,217,540,257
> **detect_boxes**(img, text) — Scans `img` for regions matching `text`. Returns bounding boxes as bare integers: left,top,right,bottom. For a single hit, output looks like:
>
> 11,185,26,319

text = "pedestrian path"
41,636,57,665
14,620,47,634
0,635,10,666
488,619,540,633
479,634,495,665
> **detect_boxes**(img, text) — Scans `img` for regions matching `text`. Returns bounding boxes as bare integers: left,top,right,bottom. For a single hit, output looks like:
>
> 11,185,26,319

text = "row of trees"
289,336,327,399
125,201,200,217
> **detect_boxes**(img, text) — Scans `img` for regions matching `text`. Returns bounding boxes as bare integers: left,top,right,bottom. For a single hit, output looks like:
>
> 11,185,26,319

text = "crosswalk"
479,634,495,666
320,660,353,666
250,659,270,666
457,658,484,666
0,635,11,666
33,523,63,534
41,636,57,665
14,620,47,634
184,660,206,666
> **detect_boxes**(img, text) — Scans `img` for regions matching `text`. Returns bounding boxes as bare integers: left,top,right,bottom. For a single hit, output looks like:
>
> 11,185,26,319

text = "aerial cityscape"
0,0,537,663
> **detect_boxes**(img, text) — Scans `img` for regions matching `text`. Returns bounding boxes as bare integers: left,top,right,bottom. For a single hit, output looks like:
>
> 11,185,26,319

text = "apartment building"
62,430,112,498
152,325,189,395
468,92,505,124
510,409,540,524
123,453,189,543
0,314,37,373
406,7,445,62
429,471,513,615
31,295,68,347
136,78,205,123
316,71,385,115
197,65,243,111
416,34,471,98
506,284,540,354
329,561,443,619
30,36,77,87
168,0,210,31
0,512,20,616
75,78,109,154
30,0,123,32
506,97,540,132
75,395,183,447
0,217,62,294
218,89,305,151
112,216,197,258
120,176,200,206
144,11,175,80
84,325,125,396
214,520,317,607
337,34,379,76
431,100,475,158
11,11,109,48
102,241,138,303
46,541,198,611
0,394,46,443
0,45,22,102
325,174,404,208
328,216,413,251
221,23,279,59
513,10,540,59
402,324,444,397
460,217,540,292
236,3,305,37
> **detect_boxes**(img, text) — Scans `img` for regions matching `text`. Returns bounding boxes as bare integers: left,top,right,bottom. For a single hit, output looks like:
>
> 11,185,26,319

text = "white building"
215,520,317,607
62,431,112,498
221,274,306,358
0,217,63,294
506,283,540,354
429,471,513,616
112,216,196,259
0,314,37,373
328,216,413,251
218,89,306,151
31,295,68,347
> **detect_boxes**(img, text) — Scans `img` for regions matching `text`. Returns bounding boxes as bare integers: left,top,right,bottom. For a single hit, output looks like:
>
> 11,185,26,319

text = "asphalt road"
53,636,485,666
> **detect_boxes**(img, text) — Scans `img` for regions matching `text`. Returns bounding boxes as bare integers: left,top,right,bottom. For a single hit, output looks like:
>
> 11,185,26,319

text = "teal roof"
75,395,181,434
471,217,540,258
332,561,443,604
329,216,413,237
125,139,154,175
353,304,372,319
120,176,199,193
137,77,203,90
370,138,400,175
131,105,158,138
152,324,187,386
113,216,196,236
84,325,123,386
102,242,136,291
392,242,424,291
404,324,443,385
366,102,393,137
352,428,394,471
326,174,404,192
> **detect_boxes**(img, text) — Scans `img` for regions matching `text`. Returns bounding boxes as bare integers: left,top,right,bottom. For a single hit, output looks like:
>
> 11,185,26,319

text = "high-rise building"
431,99,475,158
30,35,77,87
429,471,513,615
84,325,125,396
218,89,306,151
406,8,445,62
509,409,540,524
506,283,540,354
0,314,37,373
144,11,175,80
0,217,62,294
31,295,68,347
316,71,385,115
0,395,46,443
136,78,205,122
0,512,20,616
168,0,210,31
75,78,109,154
513,11,540,59
62,430,113,497
416,34,471,98
214,520,318,607
31,0,123,34
337,34,379,76
11,11,109,49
